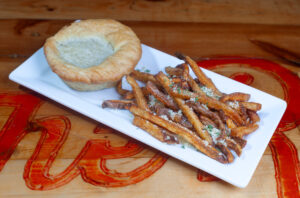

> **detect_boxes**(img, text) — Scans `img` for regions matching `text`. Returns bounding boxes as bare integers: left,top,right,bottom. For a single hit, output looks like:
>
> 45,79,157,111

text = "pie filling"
57,37,114,69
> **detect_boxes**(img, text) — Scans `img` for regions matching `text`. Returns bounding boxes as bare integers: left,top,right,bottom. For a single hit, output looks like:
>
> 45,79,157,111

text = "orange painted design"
197,169,218,182
0,93,42,171
229,72,254,85
269,132,300,198
196,58,300,197
23,116,80,190
23,117,167,190
0,93,167,190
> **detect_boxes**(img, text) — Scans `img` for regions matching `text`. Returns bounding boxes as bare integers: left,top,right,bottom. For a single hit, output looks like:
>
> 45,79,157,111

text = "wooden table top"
0,1,299,197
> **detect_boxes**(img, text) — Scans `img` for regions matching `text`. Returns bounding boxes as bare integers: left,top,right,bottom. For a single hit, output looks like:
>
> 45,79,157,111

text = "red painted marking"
269,132,300,198
0,93,42,171
229,72,254,85
23,117,167,190
0,93,167,190
24,116,80,190
197,169,218,182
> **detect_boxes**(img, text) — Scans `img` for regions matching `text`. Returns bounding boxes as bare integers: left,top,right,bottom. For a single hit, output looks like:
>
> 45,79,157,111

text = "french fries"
129,105,226,163
220,92,250,102
130,70,159,86
247,110,260,123
240,101,262,111
102,56,262,164
183,55,222,97
116,80,134,100
146,81,178,111
230,124,259,138
102,100,134,110
133,116,179,144
126,75,150,111
156,72,213,145
162,83,244,126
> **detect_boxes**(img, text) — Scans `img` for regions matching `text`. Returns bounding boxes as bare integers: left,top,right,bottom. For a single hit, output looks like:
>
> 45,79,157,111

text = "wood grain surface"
0,1,299,197
1,0,300,25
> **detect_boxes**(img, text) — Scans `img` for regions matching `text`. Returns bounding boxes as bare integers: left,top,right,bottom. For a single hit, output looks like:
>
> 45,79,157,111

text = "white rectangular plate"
9,44,286,188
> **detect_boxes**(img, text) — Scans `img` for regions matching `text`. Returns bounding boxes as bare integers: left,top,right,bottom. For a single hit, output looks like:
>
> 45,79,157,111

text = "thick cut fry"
155,107,193,129
176,98,213,144
230,124,259,138
182,63,189,81
118,88,148,100
184,56,222,97
116,80,134,99
225,137,243,156
102,100,134,110
187,76,206,96
226,118,237,129
126,75,150,111
240,102,262,111
123,91,134,100
116,80,129,96
220,92,250,102
238,105,248,123
165,66,183,76
186,101,225,133
131,70,159,85
129,105,227,163
231,136,247,148
247,110,260,123
218,110,227,123
146,81,178,111
165,66,206,96
199,115,217,128
156,72,213,144
180,63,190,89
133,116,178,144
216,142,234,163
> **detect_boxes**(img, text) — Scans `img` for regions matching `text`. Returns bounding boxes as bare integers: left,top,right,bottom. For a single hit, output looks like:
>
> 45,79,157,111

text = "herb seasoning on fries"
102,55,262,164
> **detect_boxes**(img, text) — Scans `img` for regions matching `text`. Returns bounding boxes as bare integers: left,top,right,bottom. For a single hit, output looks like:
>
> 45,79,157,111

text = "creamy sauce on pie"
57,37,114,68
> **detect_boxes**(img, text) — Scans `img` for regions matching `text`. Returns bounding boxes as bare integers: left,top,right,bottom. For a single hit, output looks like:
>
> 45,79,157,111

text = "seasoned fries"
102,56,262,164
240,101,262,111
220,92,250,102
146,81,178,111
230,124,259,138
102,100,134,110
156,72,213,144
129,106,226,163
126,75,150,111
133,116,179,144
182,55,222,97
130,70,159,86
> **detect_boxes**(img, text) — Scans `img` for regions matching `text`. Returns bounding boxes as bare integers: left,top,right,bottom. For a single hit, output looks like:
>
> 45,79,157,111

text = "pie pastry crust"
44,19,142,91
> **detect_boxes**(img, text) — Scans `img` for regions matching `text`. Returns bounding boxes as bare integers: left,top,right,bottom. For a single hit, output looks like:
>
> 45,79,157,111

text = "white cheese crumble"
200,86,220,99
148,95,157,107
177,110,182,116
218,139,227,146
159,114,170,121
168,109,183,120
204,125,221,144
168,110,176,120
201,103,209,110
228,101,239,109
164,135,171,141
203,140,209,146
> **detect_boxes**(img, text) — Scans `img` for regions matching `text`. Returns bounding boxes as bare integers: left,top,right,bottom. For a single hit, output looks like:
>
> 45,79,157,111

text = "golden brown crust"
44,19,142,90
